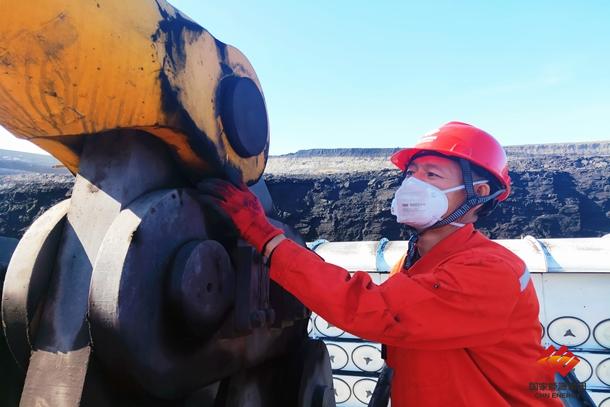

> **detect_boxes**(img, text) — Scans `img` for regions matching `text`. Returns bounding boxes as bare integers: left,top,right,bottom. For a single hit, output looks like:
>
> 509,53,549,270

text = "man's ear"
475,182,491,197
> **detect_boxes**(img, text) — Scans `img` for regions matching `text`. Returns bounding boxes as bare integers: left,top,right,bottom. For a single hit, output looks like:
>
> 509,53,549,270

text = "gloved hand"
197,179,284,253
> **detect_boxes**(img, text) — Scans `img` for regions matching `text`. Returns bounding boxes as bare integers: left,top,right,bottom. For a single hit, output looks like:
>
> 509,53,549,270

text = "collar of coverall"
404,223,476,276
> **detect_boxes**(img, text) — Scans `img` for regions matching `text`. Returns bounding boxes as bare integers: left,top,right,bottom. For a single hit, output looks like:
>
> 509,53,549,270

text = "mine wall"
2,146,609,242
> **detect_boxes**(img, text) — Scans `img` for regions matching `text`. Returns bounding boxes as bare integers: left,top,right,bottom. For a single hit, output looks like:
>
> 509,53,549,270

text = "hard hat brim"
390,147,510,201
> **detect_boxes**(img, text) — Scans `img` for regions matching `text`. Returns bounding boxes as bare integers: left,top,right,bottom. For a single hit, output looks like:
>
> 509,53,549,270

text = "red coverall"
269,224,563,406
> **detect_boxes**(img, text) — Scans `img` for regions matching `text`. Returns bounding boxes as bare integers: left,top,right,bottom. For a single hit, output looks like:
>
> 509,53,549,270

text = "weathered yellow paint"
0,0,268,183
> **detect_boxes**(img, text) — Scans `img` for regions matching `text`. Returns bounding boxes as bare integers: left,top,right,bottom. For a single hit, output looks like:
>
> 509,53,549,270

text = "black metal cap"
219,76,268,158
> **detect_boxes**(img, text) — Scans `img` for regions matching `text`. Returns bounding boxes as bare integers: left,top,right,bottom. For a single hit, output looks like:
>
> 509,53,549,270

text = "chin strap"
429,159,505,229
402,232,420,271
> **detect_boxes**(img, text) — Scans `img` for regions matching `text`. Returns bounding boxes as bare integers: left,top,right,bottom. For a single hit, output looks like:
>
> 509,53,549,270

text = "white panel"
540,274,610,350
326,343,350,370
310,237,610,274
333,376,352,404
538,238,610,273
598,358,610,387
332,374,379,406
548,317,591,347
573,352,610,390
351,344,384,373
352,378,378,405
573,356,594,383
595,320,610,349
377,240,410,272
314,241,379,271
311,314,364,340
590,391,610,407
323,340,383,374
312,314,348,338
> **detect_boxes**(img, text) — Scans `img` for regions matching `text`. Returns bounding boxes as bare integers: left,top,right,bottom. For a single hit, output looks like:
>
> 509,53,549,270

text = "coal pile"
0,173,73,238
0,143,609,241
264,146,610,241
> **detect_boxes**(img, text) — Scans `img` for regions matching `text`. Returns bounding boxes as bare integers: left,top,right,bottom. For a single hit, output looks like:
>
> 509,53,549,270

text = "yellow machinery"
0,1,335,406
0,0,266,183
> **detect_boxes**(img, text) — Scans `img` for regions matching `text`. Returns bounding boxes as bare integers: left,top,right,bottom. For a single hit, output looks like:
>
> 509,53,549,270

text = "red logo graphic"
537,345,580,377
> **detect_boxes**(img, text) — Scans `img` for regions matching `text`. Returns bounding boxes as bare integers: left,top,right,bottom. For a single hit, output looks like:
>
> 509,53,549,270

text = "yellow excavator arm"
0,0,268,183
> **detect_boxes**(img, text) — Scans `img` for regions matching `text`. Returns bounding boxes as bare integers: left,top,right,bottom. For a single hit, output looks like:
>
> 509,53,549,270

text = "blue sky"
2,0,609,155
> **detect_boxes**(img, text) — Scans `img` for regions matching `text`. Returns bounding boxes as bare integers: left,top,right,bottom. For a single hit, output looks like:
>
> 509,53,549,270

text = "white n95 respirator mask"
390,177,487,230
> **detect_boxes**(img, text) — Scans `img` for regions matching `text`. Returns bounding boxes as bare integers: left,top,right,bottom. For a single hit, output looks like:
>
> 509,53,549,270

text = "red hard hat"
390,121,511,201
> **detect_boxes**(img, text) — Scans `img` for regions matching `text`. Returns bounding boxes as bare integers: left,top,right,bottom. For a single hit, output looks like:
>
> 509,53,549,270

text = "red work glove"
197,179,284,253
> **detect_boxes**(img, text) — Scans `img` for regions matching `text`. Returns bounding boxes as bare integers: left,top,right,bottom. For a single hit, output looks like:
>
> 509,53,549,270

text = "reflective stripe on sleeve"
519,267,531,292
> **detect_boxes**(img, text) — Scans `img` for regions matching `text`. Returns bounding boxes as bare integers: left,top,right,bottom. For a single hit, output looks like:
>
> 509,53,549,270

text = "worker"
199,122,563,406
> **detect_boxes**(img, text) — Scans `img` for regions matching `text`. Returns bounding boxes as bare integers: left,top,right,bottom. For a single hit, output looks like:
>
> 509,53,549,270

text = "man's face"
405,155,466,216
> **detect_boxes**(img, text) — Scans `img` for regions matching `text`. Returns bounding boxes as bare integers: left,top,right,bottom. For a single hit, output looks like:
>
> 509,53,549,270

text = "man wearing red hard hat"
199,122,563,406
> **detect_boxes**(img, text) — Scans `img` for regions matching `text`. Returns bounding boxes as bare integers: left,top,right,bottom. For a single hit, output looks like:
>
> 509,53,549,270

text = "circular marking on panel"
314,315,345,338
353,378,378,405
594,319,610,349
596,358,610,387
573,356,593,383
332,377,351,404
547,316,590,347
326,343,349,370
351,344,384,372
599,397,610,407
